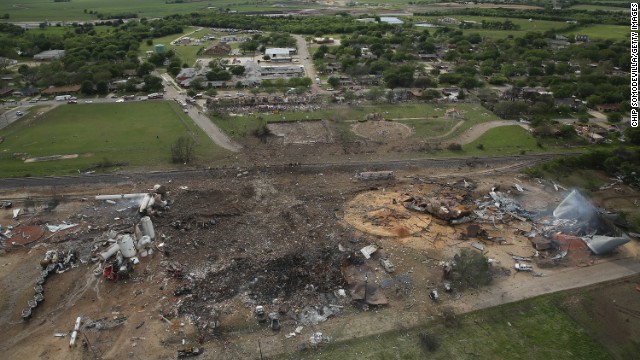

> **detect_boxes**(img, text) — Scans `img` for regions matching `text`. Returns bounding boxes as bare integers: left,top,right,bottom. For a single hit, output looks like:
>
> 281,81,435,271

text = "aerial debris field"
0,161,638,359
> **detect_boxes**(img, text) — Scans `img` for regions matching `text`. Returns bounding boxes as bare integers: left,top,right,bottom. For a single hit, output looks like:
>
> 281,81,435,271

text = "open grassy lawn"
211,103,499,141
288,293,612,360
436,125,590,157
461,125,539,155
0,102,225,177
560,24,630,40
139,26,204,66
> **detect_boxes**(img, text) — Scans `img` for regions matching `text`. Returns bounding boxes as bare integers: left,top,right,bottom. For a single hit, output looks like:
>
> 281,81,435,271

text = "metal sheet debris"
360,245,378,259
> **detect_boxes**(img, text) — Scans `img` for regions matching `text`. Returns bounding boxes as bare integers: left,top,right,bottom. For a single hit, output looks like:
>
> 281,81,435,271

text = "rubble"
2,169,636,359
23,249,78,321
357,171,394,181
403,194,476,222
360,244,378,259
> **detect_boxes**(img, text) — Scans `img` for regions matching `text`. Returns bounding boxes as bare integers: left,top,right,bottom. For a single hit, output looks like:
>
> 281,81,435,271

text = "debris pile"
93,216,157,281
403,194,476,222
22,249,78,320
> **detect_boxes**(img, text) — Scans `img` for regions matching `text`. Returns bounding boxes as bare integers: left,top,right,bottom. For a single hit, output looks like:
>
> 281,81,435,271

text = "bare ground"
1,159,638,360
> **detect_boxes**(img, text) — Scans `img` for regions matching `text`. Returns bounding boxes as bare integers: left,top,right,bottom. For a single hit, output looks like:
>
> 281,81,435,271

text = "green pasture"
21,24,113,36
140,26,214,66
560,24,630,40
0,0,216,22
568,4,630,11
288,294,611,360
461,125,539,156
0,101,225,177
0,0,321,22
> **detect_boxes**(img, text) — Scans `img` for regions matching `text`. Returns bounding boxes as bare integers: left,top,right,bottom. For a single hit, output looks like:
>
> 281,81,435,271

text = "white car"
514,263,533,271
16,111,24,116
116,99,125,103
84,100,93,103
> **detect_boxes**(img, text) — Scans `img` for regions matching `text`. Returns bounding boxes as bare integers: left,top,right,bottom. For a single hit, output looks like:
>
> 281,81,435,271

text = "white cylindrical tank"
99,244,120,261
118,234,137,258
138,235,152,257
139,194,152,213
140,216,155,240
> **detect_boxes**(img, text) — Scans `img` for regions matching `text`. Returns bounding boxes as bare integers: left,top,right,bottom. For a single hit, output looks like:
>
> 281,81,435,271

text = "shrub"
447,143,462,151
171,136,195,164
418,332,440,352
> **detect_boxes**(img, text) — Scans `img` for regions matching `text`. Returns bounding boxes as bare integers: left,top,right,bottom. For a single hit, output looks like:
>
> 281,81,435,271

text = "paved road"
293,34,321,94
160,73,242,152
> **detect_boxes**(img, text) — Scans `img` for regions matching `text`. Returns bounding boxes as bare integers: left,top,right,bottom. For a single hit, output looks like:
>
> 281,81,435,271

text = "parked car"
67,100,77,104
15,111,24,116
514,263,533,271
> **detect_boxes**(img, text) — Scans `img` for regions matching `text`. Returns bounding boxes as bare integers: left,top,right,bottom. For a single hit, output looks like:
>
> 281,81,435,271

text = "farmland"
0,0,319,22
0,102,224,177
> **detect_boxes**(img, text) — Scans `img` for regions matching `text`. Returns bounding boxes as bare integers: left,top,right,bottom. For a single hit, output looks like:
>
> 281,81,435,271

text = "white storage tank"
140,216,155,240
118,234,137,258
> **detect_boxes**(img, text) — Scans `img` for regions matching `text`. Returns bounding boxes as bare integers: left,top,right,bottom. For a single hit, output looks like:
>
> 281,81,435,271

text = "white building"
265,48,296,62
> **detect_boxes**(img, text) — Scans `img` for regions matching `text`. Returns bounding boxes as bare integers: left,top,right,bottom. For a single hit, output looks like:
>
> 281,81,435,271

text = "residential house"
0,57,17,66
33,50,65,61
203,42,232,56
596,104,619,112
176,68,197,82
418,53,439,62
313,37,335,44
20,86,39,97
0,88,14,98
41,85,81,96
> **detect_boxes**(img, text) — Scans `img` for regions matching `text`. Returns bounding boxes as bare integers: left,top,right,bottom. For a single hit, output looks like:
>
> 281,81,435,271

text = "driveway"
160,73,242,152
293,34,321,94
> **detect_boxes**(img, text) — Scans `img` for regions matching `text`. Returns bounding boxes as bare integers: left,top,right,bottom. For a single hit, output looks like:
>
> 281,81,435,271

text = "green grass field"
139,26,205,66
0,102,225,177
0,0,214,22
287,294,612,360
461,125,539,155
569,4,630,11
0,0,322,22
211,103,499,141
560,24,630,40
24,25,113,36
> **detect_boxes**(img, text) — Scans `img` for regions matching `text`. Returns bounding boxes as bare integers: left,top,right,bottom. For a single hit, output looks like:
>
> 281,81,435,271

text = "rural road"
160,73,242,152
293,34,321,94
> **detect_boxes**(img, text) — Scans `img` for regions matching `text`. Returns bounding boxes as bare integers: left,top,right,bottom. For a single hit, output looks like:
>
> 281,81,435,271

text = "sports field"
0,102,225,177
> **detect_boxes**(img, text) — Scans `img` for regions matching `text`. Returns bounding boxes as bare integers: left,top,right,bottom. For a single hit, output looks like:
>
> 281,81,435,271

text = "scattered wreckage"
22,250,79,320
